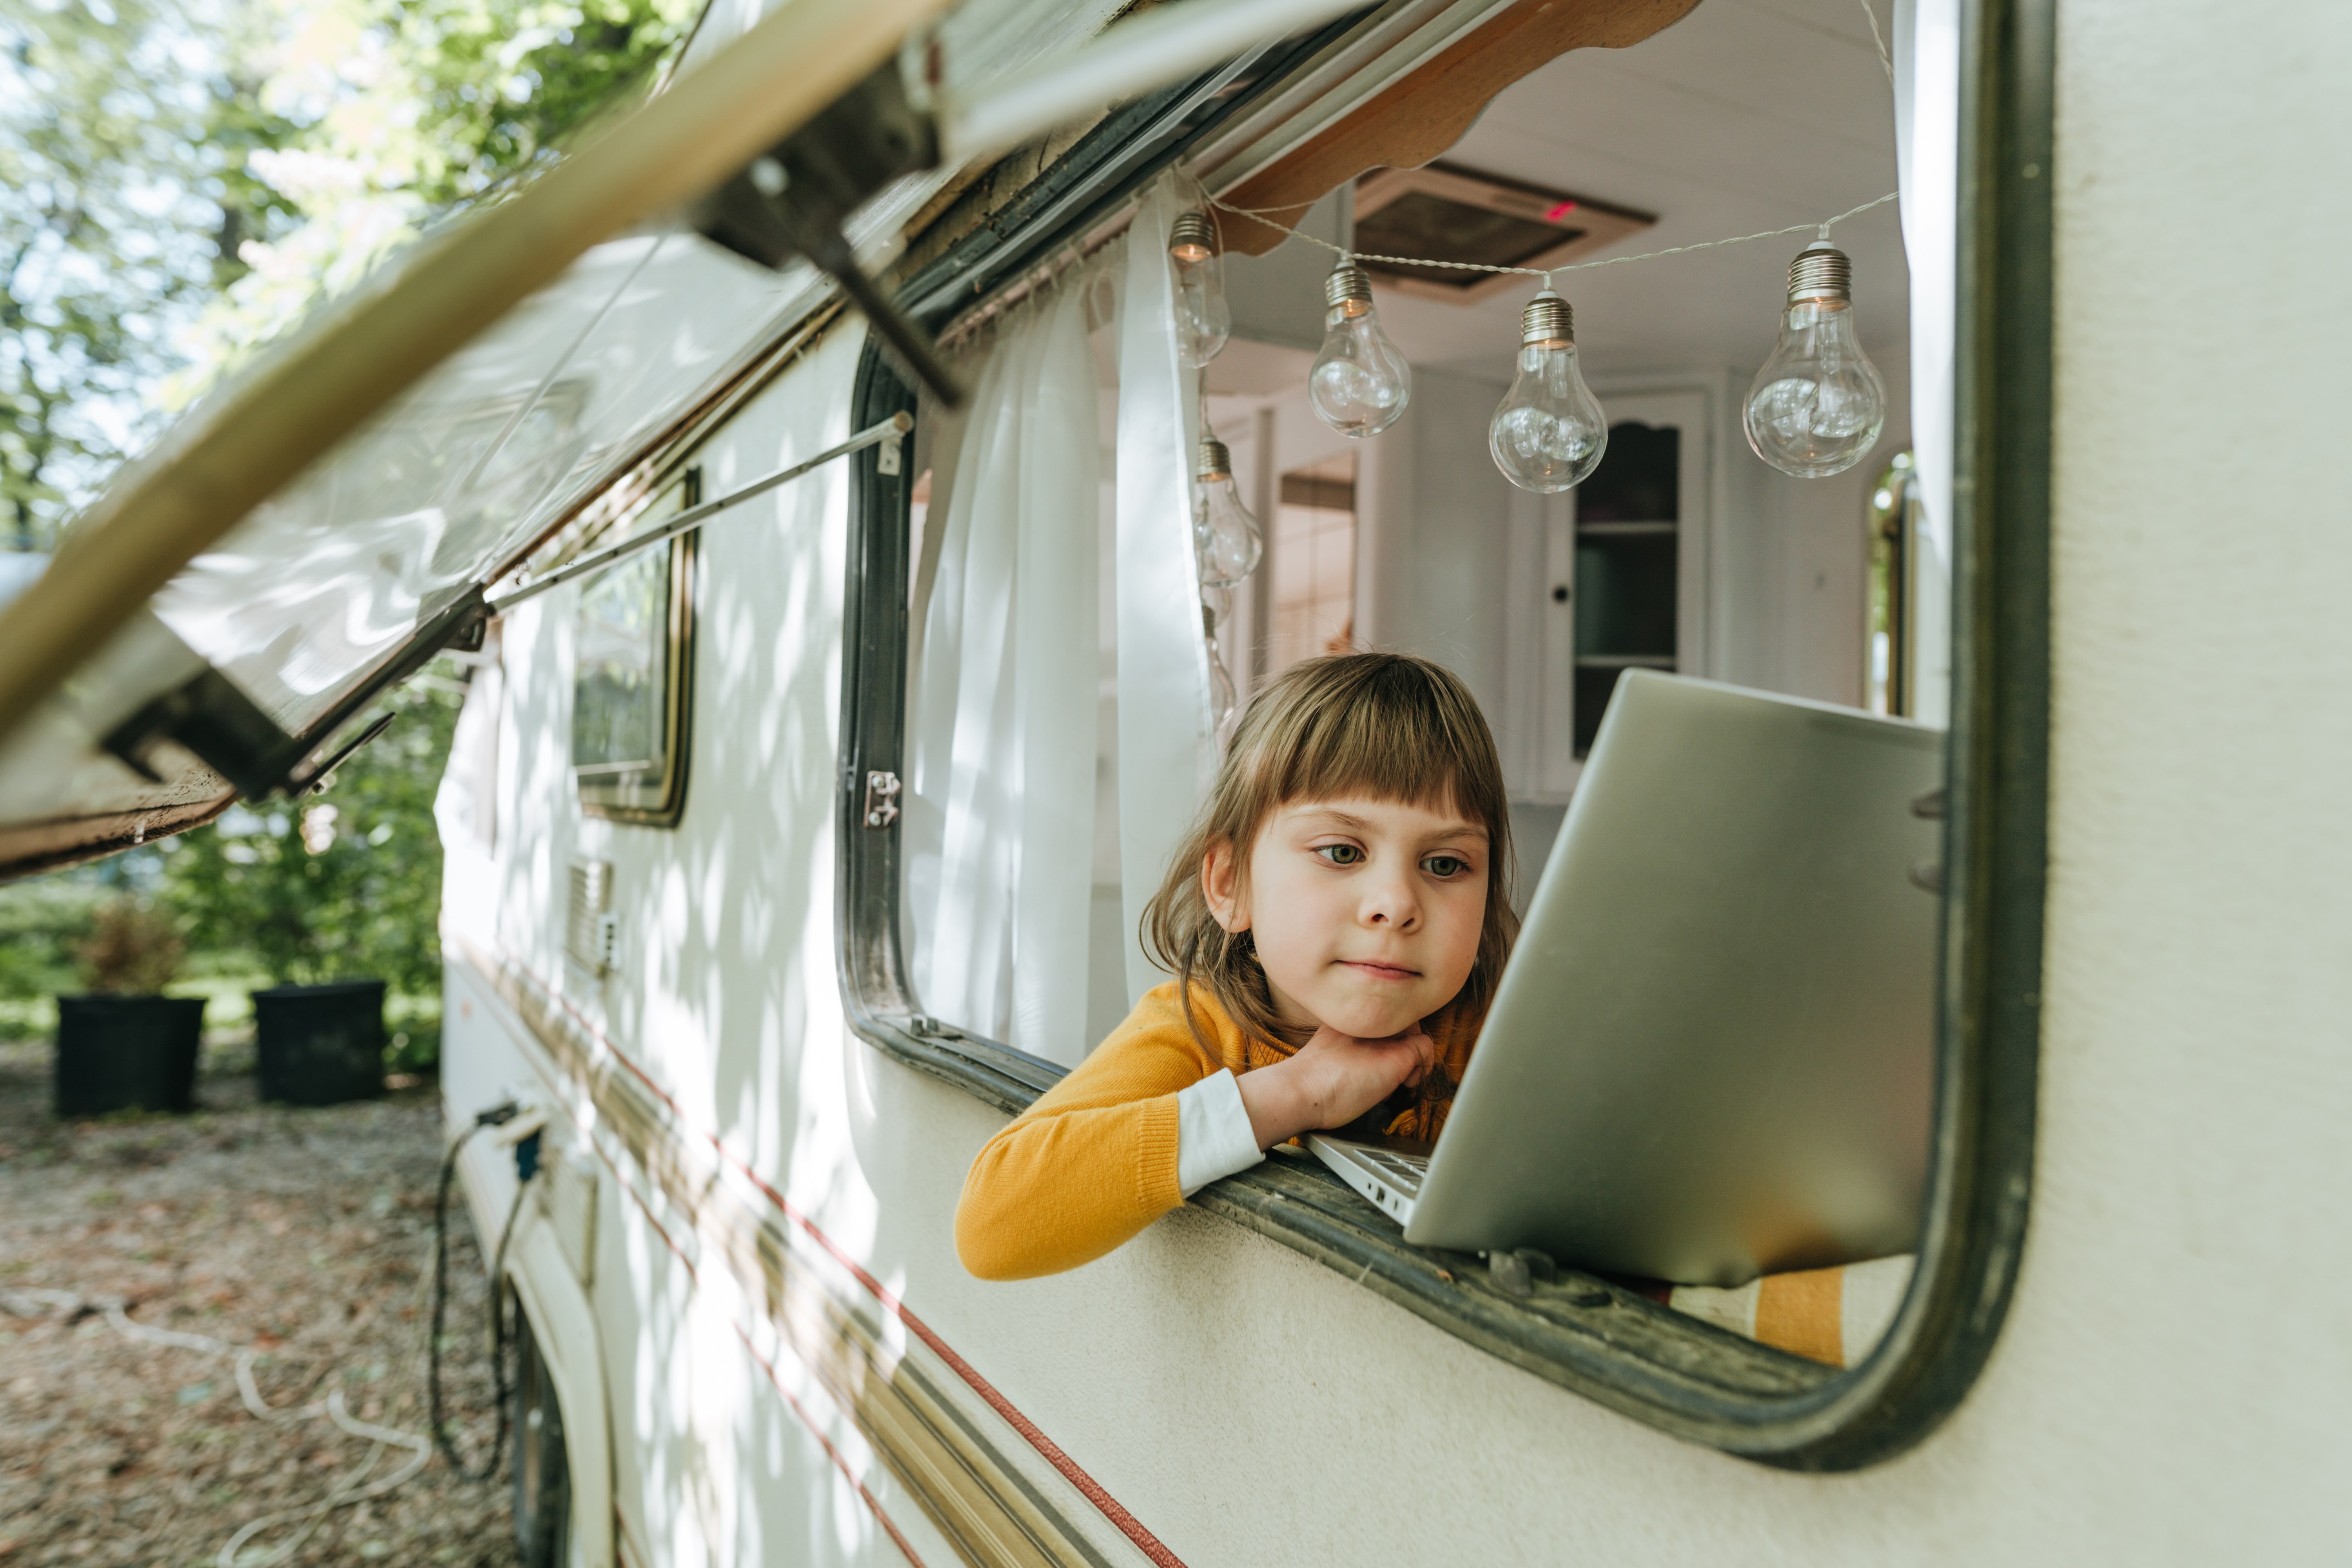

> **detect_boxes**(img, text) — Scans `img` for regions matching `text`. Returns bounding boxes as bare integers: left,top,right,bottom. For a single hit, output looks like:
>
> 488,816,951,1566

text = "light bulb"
1199,596,1240,735
1309,263,1412,438
1168,211,1230,369
1192,436,1263,588
1488,291,1608,493
1744,243,1888,478
1207,632,1239,726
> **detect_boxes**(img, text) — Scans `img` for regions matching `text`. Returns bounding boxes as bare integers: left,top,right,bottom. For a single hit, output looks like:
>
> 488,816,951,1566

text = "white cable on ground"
0,1289,435,1567
214,1390,433,1568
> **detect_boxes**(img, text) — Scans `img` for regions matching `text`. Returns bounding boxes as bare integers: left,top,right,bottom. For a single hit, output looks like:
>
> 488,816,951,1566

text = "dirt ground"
0,1033,521,1567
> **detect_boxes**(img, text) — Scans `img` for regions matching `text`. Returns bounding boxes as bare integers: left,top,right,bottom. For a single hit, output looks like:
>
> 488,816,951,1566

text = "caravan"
0,0,2344,1561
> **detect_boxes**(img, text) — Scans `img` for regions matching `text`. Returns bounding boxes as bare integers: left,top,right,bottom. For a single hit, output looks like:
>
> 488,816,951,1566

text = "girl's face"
1204,794,1490,1040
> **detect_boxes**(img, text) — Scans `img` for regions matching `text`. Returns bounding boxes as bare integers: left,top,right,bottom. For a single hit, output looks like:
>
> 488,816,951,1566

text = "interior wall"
1223,192,1347,354
1352,366,1517,719
1711,351,1914,707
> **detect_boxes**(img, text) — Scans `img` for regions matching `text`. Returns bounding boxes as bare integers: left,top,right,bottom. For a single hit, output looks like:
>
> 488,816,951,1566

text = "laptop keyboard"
1359,1148,1428,1197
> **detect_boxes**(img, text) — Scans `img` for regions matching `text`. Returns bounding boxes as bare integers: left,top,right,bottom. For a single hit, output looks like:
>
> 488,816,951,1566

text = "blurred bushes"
165,682,459,995
74,901,186,993
0,679,463,1065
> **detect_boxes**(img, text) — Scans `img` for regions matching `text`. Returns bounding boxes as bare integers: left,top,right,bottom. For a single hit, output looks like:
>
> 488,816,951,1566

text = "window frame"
834,0,2051,1469
574,470,702,828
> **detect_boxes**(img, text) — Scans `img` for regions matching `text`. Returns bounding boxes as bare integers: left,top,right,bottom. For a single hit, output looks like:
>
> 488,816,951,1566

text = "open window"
839,0,2048,1470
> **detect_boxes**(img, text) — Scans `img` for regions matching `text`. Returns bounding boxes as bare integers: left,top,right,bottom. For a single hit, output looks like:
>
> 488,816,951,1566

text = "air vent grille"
565,860,615,976
1351,162,1655,305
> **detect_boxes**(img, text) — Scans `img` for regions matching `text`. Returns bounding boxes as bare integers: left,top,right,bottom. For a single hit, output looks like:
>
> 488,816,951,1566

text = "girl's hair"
1141,652,1517,1051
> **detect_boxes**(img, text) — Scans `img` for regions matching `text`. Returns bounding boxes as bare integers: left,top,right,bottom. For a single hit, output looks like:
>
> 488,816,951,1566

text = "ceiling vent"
1351,163,1655,305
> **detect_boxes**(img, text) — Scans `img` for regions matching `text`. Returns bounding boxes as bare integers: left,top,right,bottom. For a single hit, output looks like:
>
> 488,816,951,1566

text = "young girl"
956,653,1517,1280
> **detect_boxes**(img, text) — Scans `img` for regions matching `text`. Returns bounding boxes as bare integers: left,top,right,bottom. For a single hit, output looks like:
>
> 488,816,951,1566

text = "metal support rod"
488,412,912,611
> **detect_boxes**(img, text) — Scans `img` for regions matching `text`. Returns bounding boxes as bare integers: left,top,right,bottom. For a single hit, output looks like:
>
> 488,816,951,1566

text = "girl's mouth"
1340,960,1419,981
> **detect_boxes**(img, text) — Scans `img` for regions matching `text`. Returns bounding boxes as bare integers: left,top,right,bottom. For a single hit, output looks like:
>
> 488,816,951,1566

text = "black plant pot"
54,994,205,1118
254,980,387,1107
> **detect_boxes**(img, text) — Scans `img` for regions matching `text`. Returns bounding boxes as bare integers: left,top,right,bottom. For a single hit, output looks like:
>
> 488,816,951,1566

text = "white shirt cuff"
1176,1069,1265,1197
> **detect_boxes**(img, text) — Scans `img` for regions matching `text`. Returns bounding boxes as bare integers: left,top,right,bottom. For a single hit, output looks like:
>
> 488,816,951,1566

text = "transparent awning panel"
150,233,824,733
145,0,1125,739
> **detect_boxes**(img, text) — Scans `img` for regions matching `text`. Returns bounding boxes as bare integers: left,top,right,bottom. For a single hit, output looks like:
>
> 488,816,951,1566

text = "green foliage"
0,874,109,1001
164,681,462,993
0,1,262,550
4,0,698,532
1,0,697,1056
169,0,699,397
75,899,187,994
383,0,700,210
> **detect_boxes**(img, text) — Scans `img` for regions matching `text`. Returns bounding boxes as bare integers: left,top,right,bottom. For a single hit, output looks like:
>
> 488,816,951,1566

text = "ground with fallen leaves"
0,1033,520,1567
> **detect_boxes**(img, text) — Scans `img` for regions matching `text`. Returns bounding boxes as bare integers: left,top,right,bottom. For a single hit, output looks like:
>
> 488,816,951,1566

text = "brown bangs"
1257,655,1502,828
1141,653,1518,1054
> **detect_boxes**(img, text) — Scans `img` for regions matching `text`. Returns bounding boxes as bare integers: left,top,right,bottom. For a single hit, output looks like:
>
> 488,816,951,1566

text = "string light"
1192,431,1263,588
1206,189,1898,485
1309,262,1412,437
1205,191,1896,289
1743,240,1887,477
1167,209,1231,368
1193,425,1260,734
1488,290,1607,493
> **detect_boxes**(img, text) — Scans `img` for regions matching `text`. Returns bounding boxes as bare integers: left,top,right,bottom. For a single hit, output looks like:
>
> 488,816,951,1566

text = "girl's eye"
1315,844,1365,866
1423,855,1471,878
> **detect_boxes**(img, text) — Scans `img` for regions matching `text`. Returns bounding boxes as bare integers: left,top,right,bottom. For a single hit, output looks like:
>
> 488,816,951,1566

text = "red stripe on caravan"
733,1323,933,1568
521,956,1189,1568
581,1129,925,1567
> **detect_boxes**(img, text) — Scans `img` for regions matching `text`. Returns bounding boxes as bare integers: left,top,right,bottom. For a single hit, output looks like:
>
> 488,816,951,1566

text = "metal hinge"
863,770,902,829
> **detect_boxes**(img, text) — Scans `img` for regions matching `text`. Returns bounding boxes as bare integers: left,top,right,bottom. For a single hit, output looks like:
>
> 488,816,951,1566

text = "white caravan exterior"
1,0,2346,1563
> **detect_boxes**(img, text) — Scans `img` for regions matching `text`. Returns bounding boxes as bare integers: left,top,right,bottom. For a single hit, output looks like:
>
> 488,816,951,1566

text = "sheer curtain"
905,280,1103,1067
906,174,1218,1064
1112,176,1218,1005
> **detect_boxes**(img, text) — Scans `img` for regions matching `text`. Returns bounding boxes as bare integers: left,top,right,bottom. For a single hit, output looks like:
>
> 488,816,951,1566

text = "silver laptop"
1310,670,1943,1287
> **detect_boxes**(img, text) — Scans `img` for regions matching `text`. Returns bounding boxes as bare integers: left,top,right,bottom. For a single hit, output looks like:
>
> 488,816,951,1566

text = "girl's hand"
1236,1024,1436,1151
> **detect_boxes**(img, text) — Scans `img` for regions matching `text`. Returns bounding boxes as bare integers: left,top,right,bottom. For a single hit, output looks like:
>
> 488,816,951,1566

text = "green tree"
162,680,461,993
4,0,697,535
2,0,697,1053
0,1,263,550
170,0,697,397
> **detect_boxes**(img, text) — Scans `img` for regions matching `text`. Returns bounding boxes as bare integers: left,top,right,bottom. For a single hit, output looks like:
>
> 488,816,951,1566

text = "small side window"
573,471,700,826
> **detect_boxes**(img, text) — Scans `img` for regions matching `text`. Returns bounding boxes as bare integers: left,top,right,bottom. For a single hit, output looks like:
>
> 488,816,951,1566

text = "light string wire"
1858,0,1896,85
1205,188,1899,291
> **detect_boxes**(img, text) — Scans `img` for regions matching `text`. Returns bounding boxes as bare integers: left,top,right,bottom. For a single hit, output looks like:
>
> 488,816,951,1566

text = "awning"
0,0,1696,878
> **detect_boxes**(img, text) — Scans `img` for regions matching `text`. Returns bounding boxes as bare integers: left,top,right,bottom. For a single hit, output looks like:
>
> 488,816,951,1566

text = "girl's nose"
1361,872,1420,931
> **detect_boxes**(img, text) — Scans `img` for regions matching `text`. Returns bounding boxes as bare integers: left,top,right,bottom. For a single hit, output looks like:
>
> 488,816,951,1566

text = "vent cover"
1352,163,1655,305
565,860,616,976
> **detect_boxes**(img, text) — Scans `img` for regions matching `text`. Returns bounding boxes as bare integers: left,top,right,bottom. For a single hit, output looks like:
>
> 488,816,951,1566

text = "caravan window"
839,0,2050,1470
573,472,700,826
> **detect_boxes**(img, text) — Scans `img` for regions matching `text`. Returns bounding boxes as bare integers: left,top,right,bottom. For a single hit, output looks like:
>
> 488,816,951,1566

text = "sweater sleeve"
954,989,1229,1280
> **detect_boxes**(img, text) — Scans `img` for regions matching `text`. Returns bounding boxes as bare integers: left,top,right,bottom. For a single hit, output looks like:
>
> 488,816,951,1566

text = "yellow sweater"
955,982,1479,1280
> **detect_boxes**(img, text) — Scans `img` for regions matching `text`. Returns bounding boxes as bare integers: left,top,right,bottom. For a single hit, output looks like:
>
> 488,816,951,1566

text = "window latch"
863,770,902,829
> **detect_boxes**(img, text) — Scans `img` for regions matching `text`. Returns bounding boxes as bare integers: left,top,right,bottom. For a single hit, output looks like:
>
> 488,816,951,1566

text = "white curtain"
905,281,1102,1067
1895,0,1958,726
1113,176,1218,1005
